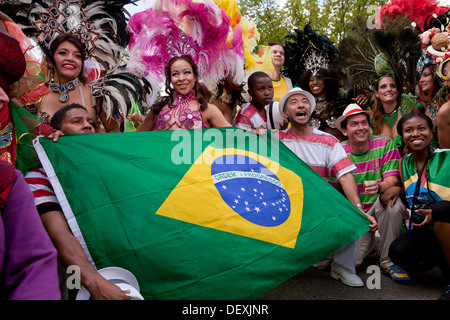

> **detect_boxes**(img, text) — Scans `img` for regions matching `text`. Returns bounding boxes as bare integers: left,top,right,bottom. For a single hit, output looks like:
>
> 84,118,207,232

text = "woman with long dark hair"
371,75,405,140
37,34,119,132
298,68,369,142
137,55,231,131
416,64,443,126
298,68,344,140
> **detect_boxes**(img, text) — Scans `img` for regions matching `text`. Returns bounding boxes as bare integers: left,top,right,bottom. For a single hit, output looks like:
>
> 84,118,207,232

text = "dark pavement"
258,263,445,300
257,247,446,300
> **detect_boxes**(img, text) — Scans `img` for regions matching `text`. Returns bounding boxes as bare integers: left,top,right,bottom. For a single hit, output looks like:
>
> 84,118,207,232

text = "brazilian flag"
34,128,369,300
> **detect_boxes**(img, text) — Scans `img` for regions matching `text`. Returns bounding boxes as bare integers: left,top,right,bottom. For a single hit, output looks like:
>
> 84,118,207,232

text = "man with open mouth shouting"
275,88,377,288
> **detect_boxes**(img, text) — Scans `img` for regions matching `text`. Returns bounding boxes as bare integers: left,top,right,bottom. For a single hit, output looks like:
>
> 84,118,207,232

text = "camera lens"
411,211,425,224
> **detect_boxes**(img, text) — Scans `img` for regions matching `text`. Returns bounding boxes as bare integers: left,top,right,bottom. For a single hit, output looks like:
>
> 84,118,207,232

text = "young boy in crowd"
233,71,273,133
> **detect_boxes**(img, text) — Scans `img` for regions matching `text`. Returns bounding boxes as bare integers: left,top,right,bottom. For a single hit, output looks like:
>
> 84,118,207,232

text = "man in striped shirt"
336,104,409,282
276,88,377,287
25,103,132,300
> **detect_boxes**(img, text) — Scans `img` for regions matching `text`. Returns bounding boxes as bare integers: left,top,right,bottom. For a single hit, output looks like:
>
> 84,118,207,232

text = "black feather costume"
2,0,151,121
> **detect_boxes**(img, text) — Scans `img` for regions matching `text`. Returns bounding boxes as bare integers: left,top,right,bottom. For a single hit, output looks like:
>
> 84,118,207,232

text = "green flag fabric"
34,128,370,300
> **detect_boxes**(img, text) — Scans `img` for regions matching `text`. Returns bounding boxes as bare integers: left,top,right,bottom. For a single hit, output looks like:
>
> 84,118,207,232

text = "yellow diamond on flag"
156,147,304,248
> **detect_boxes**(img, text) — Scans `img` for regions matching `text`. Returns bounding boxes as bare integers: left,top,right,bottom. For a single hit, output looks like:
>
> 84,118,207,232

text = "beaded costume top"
154,91,206,130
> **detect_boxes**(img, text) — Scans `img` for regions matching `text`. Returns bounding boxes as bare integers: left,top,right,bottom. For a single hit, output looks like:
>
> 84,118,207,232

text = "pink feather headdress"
376,0,449,30
126,0,245,104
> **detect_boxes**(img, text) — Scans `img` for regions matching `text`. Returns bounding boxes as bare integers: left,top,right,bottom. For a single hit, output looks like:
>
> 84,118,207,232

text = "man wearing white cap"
335,103,410,282
275,88,377,287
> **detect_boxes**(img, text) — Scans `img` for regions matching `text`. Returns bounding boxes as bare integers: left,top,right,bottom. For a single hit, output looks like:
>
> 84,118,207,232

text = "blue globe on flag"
211,154,291,227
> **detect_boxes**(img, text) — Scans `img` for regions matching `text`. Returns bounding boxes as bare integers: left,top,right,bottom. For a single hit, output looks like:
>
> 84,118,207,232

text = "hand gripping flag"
34,128,370,300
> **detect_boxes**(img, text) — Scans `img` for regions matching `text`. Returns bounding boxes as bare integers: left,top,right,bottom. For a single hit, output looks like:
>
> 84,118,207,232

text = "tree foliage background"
238,0,387,46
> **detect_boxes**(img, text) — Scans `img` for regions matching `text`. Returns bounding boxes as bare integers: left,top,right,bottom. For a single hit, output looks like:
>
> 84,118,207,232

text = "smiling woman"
137,55,231,131
371,75,405,141
389,112,450,300
36,34,119,133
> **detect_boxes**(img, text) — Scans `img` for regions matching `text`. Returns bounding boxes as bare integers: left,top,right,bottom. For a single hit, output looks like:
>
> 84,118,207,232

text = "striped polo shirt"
233,102,267,131
341,135,400,211
25,166,61,215
276,128,356,184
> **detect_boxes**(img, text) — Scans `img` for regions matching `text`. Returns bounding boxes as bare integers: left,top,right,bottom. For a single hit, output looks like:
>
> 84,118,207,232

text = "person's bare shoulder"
437,101,450,149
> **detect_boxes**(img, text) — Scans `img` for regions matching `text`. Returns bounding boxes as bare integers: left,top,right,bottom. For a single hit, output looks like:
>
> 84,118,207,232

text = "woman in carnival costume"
4,0,151,133
371,57,410,142
127,0,243,131
203,0,251,124
0,9,52,174
282,24,369,142
412,10,450,128
416,52,445,127
339,14,422,148
413,10,450,149
370,0,450,147
436,56,450,149
137,55,231,131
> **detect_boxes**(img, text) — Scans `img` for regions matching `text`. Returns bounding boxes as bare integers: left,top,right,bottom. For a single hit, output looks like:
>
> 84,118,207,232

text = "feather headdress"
6,0,135,69
2,0,152,121
415,10,450,76
283,23,339,87
90,68,152,120
376,0,449,31
212,0,259,71
374,0,450,78
126,0,244,103
338,15,421,94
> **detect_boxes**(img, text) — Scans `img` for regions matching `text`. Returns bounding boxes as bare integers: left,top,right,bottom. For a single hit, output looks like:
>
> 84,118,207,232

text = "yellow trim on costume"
437,57,450,81
0,123,13,148
0,152,12,165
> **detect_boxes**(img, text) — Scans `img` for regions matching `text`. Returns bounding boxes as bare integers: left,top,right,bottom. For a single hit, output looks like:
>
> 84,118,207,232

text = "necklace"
48,78,82,103
383,106,399,129
314,95,327,115
173,90,196,108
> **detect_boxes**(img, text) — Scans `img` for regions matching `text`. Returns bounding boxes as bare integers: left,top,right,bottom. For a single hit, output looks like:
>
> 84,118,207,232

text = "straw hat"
336,103,373,132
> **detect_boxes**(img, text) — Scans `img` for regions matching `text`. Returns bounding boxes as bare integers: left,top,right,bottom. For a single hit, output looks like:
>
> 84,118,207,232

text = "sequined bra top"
153,91,207,130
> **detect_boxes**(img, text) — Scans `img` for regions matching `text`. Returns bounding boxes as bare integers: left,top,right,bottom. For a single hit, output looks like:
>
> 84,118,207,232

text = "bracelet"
356,203,366,213
377,183,382,194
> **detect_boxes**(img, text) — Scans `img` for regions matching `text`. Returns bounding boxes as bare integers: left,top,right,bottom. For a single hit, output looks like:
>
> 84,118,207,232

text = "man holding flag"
275,88,378,287
25,103,131,300
33,101,372,299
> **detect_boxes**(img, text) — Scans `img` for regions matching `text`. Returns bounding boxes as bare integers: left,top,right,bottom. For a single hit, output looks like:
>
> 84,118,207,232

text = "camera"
411,201,433,224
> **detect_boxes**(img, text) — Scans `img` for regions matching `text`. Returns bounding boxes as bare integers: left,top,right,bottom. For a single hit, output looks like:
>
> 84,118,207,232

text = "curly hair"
298,68,339,101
